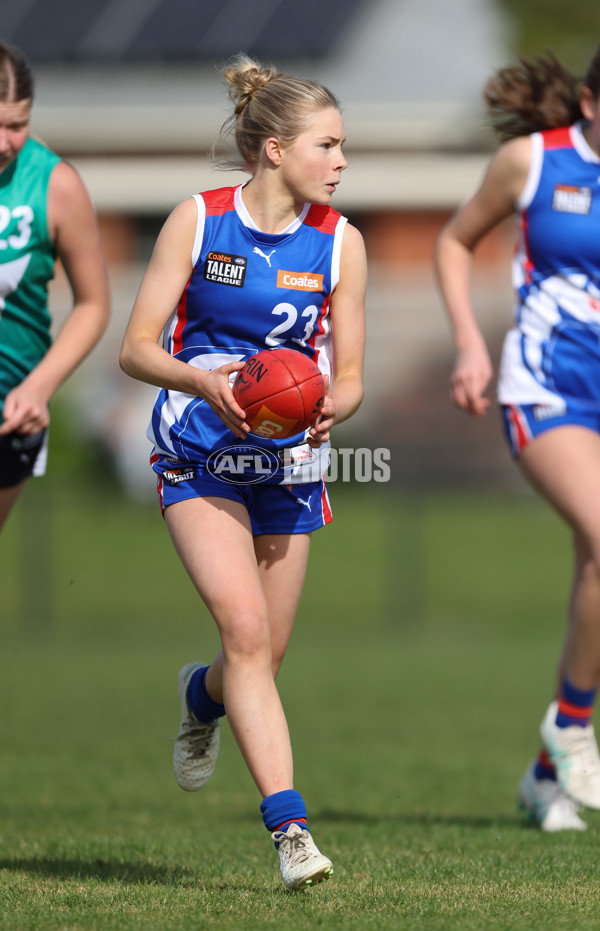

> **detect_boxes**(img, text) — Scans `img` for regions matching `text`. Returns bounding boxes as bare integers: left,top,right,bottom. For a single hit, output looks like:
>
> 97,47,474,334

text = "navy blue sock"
556,677,597,729
186,665,225,723
260,790,308,845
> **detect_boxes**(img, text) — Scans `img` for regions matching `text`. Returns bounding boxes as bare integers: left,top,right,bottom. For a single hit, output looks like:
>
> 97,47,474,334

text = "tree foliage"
498,0,600,74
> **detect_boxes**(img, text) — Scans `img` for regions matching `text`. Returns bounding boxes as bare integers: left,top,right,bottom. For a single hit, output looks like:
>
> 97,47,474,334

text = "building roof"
3,0,365,63
2,0,509,210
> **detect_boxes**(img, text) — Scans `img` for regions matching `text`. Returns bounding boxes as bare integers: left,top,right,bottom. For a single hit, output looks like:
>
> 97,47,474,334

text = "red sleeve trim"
201,187,237,216
541,126,573,150
304,203,342,234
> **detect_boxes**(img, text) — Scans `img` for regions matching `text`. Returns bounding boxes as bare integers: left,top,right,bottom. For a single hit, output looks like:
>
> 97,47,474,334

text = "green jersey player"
0,41,110,530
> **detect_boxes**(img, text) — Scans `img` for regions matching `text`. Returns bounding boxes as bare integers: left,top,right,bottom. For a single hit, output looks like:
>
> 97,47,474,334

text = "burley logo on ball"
206,445,281,484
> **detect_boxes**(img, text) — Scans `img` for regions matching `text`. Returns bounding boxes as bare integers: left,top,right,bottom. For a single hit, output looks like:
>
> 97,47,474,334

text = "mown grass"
1,480,598,929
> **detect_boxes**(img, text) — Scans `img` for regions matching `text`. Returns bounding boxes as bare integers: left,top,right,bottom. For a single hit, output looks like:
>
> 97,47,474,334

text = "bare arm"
119,198,248,438
433,135,531,416
309,222,367,447
0,161,111,435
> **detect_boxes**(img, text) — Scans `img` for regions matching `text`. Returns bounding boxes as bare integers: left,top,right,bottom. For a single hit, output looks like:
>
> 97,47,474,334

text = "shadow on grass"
317,809,524,829
0,857,196,885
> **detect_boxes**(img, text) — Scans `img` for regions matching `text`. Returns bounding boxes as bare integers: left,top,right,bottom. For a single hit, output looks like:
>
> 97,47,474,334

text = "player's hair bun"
223,53,278,117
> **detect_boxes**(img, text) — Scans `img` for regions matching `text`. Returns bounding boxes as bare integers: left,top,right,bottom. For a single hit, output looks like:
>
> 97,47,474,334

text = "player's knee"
222,611,271,660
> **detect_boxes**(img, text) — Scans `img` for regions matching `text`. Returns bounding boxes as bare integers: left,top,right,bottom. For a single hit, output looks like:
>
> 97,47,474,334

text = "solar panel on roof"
2,0,366,63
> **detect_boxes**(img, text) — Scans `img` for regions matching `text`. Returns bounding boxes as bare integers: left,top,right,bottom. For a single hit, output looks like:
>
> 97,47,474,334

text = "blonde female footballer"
120,54,366,888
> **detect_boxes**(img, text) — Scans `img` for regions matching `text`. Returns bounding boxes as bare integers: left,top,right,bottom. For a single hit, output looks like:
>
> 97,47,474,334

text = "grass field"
1,479,599,929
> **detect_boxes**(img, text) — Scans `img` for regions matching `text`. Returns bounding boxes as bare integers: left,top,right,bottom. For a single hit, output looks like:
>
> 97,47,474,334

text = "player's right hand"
197,361,250,439
450,345,493,417
0,386,50,436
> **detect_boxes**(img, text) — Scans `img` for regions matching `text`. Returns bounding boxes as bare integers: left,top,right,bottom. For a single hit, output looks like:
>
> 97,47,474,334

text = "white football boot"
540,700,600,809
272,823,334,891
173,662,220,791
518,760,586,832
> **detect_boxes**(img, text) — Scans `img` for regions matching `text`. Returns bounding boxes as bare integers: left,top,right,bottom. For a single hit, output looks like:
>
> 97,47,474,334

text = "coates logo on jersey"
276,270,324,291
203,251,247,287
206,445,280,484
552,184,592,215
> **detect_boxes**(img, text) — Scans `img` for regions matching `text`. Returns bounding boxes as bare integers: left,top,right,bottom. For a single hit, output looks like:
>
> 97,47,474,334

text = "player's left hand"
307,376,335,448
0,386,50,436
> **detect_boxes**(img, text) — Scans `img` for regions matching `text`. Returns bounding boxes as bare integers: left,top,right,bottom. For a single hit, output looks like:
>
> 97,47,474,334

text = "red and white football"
232,347,325,440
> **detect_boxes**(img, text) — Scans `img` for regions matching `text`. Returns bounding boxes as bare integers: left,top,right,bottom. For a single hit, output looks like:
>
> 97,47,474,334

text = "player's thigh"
251,481,326,655
519,425,600,547
165,495,269,635
0,482,25,531
254,531,312,661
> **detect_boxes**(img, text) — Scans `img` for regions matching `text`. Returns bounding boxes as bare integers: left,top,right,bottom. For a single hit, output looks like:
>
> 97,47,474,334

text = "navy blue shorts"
151,454,332,535
501,401,600,458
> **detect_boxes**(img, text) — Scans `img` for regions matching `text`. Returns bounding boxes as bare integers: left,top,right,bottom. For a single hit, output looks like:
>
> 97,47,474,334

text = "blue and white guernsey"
148,184,347,483
498,122,600,410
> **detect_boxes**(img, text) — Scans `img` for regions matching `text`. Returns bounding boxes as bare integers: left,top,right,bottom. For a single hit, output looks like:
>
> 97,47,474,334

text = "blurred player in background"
0,40,110,531
435,45,600,832
120,53,366,888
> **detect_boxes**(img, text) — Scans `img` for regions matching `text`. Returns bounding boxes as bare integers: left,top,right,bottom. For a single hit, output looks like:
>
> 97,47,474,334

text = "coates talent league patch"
203,251,247,287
